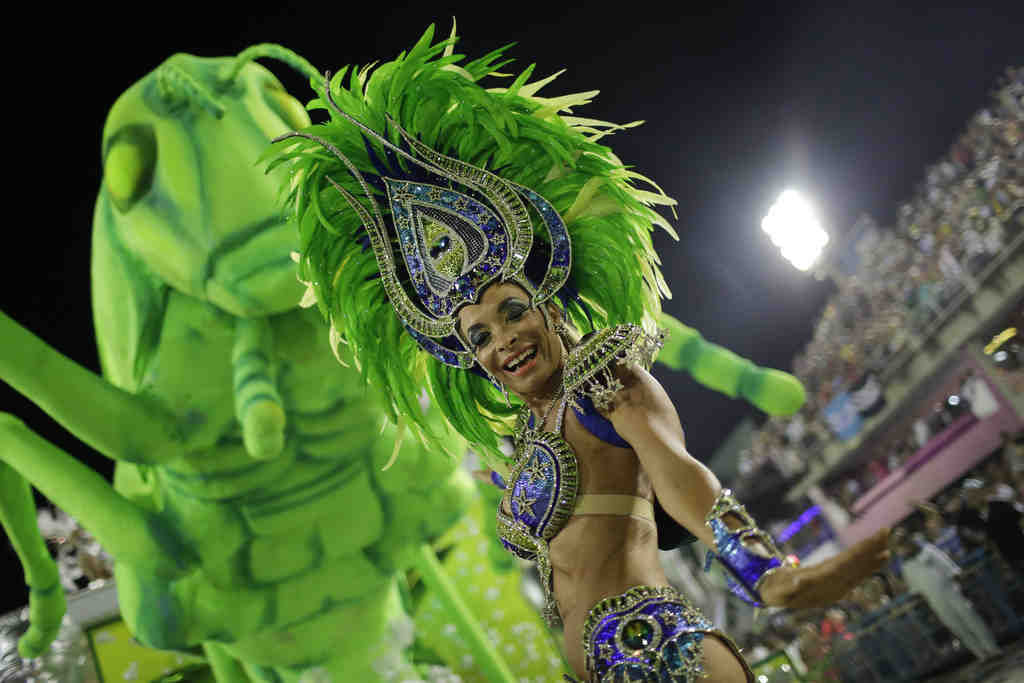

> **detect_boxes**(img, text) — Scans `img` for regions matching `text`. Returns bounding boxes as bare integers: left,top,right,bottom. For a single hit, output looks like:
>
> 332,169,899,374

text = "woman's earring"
554,317,571,349
542,305,568,341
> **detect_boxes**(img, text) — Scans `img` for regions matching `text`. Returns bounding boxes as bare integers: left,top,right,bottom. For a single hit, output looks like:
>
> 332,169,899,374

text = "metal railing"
829,548,1023,682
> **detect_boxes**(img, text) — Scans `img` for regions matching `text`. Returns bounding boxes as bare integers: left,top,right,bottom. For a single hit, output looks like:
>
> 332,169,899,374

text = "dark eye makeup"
505,302,527,319
469,329,491,349
467,298,529,351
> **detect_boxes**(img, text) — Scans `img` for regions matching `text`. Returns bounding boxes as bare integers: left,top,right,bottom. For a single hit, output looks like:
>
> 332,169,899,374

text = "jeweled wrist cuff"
703,488,787,607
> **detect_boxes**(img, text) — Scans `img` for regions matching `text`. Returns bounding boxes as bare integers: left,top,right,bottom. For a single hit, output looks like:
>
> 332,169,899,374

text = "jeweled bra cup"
497,427,578,626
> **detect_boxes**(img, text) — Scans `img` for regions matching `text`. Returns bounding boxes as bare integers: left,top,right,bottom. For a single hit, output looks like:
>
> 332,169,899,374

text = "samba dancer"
270,26,889,682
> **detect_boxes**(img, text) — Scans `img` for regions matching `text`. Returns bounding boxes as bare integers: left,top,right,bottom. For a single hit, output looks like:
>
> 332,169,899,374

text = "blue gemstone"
416,283,428,297
663,642,683,670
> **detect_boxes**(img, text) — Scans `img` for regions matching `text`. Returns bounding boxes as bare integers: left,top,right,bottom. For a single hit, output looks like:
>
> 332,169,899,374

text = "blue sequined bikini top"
494,324,664,625
496,403,578,565
495,396,631,560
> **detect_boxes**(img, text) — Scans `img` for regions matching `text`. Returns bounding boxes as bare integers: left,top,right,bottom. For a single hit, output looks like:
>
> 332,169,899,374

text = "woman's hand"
759,528,890,609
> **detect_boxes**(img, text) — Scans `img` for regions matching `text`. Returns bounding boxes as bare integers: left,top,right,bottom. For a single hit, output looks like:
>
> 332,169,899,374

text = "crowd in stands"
820,373,1023,519
729,66,1024,680
736,66,1024,491
740,432,1024,680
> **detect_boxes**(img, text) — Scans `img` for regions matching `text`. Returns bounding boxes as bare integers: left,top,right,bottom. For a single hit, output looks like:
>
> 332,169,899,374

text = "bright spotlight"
762,189,830,271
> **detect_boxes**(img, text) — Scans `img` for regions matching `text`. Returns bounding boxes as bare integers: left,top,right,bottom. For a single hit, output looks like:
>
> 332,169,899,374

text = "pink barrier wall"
839,351,1023,547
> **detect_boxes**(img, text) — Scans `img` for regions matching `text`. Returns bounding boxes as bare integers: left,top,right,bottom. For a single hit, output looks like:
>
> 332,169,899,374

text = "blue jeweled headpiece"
276,73,571,370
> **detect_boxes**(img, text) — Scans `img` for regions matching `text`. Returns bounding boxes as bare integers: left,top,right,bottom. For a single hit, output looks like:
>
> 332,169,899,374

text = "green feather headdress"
265,23,677,467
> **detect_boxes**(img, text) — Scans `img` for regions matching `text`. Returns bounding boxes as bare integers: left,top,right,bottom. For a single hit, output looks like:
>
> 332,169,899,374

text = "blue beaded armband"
703,489,787,607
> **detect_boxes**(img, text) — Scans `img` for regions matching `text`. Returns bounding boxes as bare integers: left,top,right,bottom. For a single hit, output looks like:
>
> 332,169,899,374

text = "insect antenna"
220,43,323,89
154,62,225,119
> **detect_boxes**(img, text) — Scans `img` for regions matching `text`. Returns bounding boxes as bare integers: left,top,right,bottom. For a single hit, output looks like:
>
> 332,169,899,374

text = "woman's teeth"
504,347,537,372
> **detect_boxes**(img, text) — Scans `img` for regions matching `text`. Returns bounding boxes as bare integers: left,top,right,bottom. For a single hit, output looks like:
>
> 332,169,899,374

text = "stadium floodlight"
761,189,830,271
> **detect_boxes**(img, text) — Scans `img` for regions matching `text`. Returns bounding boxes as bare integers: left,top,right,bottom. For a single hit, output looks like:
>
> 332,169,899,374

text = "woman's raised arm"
608,363,890,609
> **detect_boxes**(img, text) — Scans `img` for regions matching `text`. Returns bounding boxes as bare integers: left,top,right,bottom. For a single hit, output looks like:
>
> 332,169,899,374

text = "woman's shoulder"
569,324,662,366
565,323,666,414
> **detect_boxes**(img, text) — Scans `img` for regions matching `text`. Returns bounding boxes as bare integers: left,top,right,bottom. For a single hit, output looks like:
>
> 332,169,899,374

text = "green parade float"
0,25,803,682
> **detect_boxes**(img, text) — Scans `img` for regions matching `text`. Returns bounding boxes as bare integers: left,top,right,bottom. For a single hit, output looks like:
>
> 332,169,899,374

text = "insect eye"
103,124,157,214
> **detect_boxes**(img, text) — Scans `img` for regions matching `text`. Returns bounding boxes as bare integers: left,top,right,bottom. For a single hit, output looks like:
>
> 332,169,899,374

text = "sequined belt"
581,585,752,683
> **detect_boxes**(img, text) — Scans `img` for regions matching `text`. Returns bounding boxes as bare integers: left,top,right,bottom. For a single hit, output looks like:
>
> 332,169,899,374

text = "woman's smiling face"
457,282,562,398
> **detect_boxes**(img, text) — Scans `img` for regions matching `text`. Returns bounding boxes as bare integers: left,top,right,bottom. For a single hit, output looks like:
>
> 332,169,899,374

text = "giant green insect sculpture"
0,46,520,683
0,34,804,683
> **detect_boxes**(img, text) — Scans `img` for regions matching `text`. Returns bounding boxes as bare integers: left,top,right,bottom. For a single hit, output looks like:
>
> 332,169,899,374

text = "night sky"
1,2,1022,613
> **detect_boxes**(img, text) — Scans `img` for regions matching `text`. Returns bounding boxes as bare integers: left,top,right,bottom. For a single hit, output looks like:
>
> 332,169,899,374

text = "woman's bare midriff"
551,513,665,676
546,411,750,681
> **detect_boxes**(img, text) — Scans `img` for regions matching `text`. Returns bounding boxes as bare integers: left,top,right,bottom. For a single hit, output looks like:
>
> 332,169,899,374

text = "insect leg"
0,412,197,579
657,312,806,416
0,457,65,658
0,311,185,464
232,317,286,460
203,641,251,683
